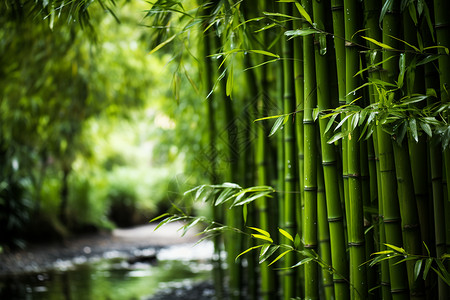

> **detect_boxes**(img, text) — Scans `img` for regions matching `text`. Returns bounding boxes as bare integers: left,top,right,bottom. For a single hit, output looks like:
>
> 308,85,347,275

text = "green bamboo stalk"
198,4,225,297
362,1,391,297
301,0,319,298
293,8,305,297
380,1,409,298
432,0,450,297
280,3,297,299
392,141,424,299
331,0,349,246
313,1,349,298
343,0,367,298
317,161,335,300
254,1,277,298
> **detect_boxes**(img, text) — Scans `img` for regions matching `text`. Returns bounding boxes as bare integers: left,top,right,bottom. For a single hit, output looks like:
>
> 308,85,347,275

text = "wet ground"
0,223,219,299
0,222,200,276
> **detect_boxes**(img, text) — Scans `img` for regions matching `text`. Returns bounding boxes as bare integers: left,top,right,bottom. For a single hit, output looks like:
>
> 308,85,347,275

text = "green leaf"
379,0,393,26
279,228,294,243
388,34,420,52
269,115,289,137
226,65,234,97
249,227,271,237
150,213,171,223
414,259,423,281
313,108,320,121
409,118,418,142
252,234,274,243
149,34,176,55
324,114,338,133
290,257,315,269
327,131,346,144
248,49,280,58
361,36,396,50
260,245,280,264
294,233,301,248
419,121,432,137
285,28,321,38
294,3,313,25
268,249,292,266
243,204,248,224
416,55,440,66
423,257,433,280
235,245,263,261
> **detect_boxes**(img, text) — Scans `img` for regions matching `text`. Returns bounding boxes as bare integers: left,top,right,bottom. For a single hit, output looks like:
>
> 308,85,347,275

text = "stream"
0,240,216,300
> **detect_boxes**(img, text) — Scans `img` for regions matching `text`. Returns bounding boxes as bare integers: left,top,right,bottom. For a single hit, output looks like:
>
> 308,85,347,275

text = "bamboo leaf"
324,114,338,133
252,234,274,243
416,54,440,66
423,258,433,280
236,245,263,261
361,36,396,50
431,266,450,286
313,108,320,121
181,217,202,236
269,115,289,137
327,131,346,144
279,228,294,243
434,259,450,284
379,0,394,26
249,49,280,58
285,28,321,38
409,118,418,142
215,188,237,206
226,65,233,97
335,114,352,131
254,114,284,122
243,204,248,224
150,213,171,223
388,34,420,52
293,2,313,25
268,249,292,266
414,259,423,281
290,257,315,268
233,191,273,206
294,233,301,248
260,245,280,264
149,34,176,55
249,227,271,237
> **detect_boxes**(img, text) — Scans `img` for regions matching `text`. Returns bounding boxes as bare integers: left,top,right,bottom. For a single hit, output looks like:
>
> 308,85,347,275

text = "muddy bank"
0,222,200,276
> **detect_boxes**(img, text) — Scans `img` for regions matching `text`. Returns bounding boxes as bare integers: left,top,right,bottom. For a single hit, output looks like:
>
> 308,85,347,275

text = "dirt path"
0,222,200,276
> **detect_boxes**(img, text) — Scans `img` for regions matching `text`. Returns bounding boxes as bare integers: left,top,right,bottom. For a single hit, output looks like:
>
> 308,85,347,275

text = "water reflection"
0,242,214,300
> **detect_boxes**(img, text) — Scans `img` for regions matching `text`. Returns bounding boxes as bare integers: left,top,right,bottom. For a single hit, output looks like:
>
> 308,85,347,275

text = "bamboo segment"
432,0,450,298
301,0,319,298
314,1,349,299
280,3,297,300
317,162,334,300
380,1,409,298
343,0,367,298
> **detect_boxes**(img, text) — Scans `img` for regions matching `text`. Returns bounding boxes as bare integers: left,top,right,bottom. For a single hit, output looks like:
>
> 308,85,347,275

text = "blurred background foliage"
0,0,207,250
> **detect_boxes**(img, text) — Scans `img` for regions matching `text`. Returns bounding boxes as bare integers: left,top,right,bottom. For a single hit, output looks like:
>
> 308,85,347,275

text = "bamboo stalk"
314,1,349,298
343,0,367,298
280,3,297,299
380,1,409,298
301,0,319,298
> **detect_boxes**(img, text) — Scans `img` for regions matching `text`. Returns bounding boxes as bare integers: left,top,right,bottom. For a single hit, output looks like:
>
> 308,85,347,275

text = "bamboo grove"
147,0,450,299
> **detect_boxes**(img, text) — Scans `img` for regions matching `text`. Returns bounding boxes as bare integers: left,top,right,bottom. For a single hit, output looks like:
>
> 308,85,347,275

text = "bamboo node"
303,243,318,249
390,288,409,294
402,223,419,230
384,218,401,224
347,173,360,178
328,216,343,222
348,241,365,247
